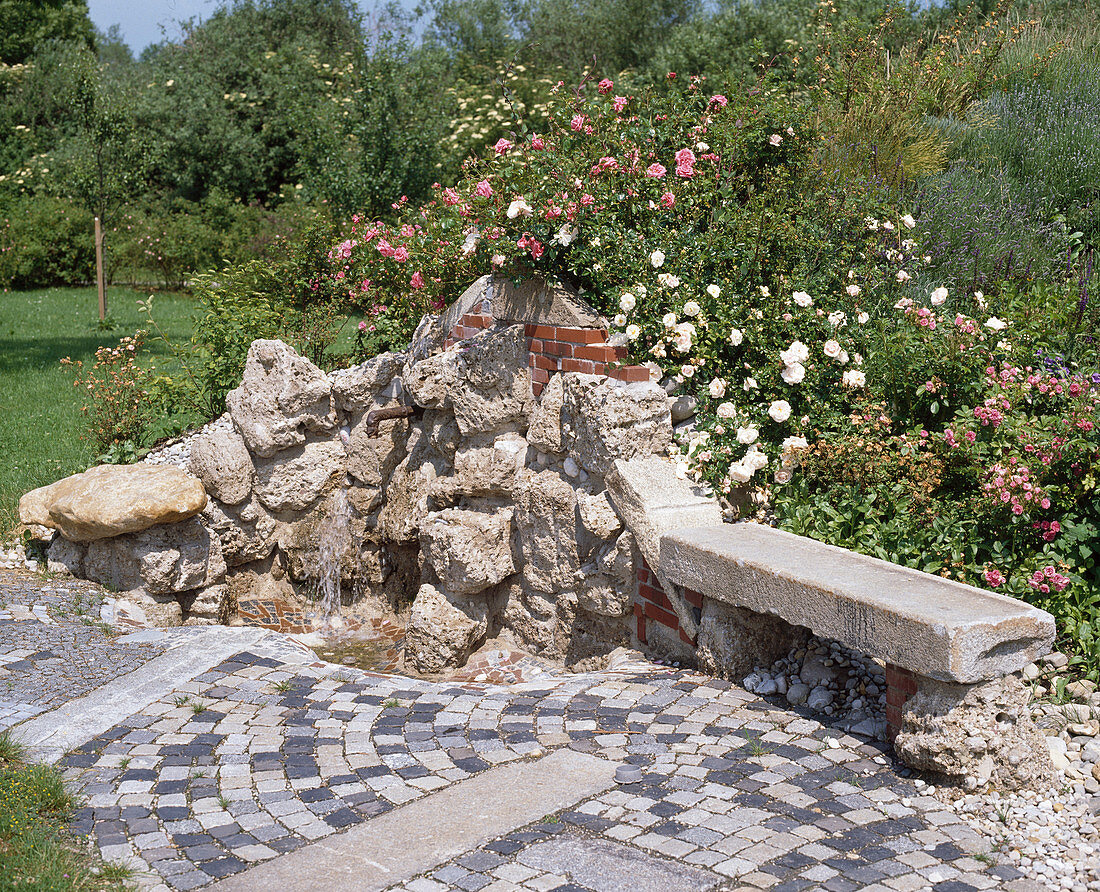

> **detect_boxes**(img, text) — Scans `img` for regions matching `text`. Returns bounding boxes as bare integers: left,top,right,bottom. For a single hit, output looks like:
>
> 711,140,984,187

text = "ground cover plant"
0,730,132,892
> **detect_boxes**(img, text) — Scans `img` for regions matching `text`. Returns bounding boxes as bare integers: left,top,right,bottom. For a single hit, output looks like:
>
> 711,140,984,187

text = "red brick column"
635,559,699,647
885,663,918,740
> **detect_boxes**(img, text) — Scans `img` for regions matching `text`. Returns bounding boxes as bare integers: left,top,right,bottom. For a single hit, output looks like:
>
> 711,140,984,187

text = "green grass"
0,286,198,534
0,730,134,891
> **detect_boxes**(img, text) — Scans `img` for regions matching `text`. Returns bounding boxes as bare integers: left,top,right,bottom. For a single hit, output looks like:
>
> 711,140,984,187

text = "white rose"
683,300,701,317
744,447,769,471
984,317,1008,331
846,284,861,297
506,197,533,219
792,290,813,308
743,377,758,391
842,369,866,388
613,313,627,327
857,312,869,324
650,249,665,268
768,400,792,422
896,270,911,283
781,435,809,452
882,220,894,231
706,284,721,299
736,426,759,445
619,293,636,312
828,311,847,327
930,286,948,306
673,331,692,352
658,273,681,288
716,401,736,419
681,364,695,378
728,462,753,484
865,217,879,230
759,285,771,297
839,350,849,364
728,328,743,346
626,324,641,340
779,340,809,365
662,312,677,328
780,362,806,384
823,339,842,359
708,378,726,398
774,468,792,484
901,213,916,229
553,224,578,246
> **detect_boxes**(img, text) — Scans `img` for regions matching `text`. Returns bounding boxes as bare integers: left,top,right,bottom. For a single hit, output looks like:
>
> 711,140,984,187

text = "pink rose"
660,191,675,208
393,246,409,263
571,114,585,132
530,135,545,150
646,163,666,178
493,137,513,155
474,180,493,198
612,96,628,113
410,272,424,289
598,78,613,94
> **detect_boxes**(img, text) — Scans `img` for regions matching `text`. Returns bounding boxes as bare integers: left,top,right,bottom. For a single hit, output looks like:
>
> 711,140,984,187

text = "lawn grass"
0,287,199,535
0,731,134,891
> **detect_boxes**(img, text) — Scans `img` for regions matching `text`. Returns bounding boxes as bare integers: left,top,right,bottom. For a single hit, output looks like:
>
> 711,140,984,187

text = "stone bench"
659,523,1055,688
608,456,1059,788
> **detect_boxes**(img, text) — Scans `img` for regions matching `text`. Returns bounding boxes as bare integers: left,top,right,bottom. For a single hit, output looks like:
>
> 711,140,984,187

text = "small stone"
562,456,580,478
1047,736,1071,771
786,682,810,706
1069,721,1100,738
1043,652,1070,670
1022,662,1040,680
807,686,833,711
1067,679,1098,700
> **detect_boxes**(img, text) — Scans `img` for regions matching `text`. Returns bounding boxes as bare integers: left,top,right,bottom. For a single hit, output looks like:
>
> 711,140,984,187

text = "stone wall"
34,275,672,673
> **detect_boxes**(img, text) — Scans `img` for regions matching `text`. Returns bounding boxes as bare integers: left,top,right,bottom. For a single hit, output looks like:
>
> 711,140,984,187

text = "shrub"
0,195,94,290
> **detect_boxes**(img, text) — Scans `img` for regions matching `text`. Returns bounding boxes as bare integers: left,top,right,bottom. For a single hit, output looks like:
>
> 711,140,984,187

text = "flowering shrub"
60,333,153,452
322,73,926,488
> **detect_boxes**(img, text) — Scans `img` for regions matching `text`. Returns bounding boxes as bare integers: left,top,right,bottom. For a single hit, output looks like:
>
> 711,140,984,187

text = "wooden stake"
94,216,106,320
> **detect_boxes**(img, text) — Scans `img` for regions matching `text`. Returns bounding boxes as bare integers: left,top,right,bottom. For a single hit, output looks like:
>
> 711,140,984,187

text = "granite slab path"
1,568,1044,892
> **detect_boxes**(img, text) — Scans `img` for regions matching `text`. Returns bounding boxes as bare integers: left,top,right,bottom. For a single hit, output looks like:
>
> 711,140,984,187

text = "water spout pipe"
363,404,419,437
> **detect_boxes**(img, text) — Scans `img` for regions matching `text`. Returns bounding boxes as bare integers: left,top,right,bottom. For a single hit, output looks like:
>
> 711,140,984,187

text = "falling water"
313,482,353,618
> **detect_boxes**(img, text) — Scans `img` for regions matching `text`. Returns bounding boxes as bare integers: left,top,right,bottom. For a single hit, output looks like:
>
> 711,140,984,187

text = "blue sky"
87,0,401,54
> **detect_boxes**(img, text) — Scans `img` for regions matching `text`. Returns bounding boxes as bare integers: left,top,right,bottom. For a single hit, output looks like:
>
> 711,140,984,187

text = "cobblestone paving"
0,569,167,729
52,649,1038,892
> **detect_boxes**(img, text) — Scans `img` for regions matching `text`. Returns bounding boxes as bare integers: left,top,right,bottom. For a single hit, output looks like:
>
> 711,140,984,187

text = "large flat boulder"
20,464,207,542
661,523,1056,684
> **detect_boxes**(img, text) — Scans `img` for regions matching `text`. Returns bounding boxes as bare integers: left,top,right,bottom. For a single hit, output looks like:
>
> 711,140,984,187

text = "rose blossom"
709,378,726,398
930,286,948,305
792,290,813,308
646,163,666,178
619,293,636,312
728,328,743,346
707,284,721,298
768,400,792,422
650,249,665,267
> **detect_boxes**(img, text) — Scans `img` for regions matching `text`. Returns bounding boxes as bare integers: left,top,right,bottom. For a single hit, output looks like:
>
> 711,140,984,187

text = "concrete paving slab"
13,627,271,763
209,749,617,892
516,834,720,891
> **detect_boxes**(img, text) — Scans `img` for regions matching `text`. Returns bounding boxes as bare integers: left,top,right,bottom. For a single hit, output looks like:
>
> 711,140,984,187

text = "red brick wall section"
636,559,699,646
885,663,918,740
440,308,650,397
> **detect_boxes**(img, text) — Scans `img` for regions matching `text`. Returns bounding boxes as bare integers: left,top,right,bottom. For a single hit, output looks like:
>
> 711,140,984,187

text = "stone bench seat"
660,523,1055,685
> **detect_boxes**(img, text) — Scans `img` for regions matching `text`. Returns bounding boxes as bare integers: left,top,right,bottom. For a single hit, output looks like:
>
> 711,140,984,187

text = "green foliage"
0,196,94,290
0,0,95,65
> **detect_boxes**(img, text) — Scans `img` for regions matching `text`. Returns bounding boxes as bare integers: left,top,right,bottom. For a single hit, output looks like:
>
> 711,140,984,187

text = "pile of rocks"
742,636,888,739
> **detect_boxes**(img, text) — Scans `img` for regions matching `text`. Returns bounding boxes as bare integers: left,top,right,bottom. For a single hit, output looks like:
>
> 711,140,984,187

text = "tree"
0,0,95,65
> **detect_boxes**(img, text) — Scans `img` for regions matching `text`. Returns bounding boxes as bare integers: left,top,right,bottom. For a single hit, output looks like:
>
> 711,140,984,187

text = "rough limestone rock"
226,340,335,457
188,423,254,505
406,325,533,435
513,470,582,594
83,517,226,597
420,508,515,596
696,598,809,681
201,497,277,567
405,583,488,673
253,439,345,513
181,585,227,624
121,592,184,627
446,434,527,497
560,374,672,476
21,464,207,542
894,675,1055,790
330,352,406,414
345,412,408,490
527,373,565,453
578,491,622,540
46,536,85,576
407,313,444,364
